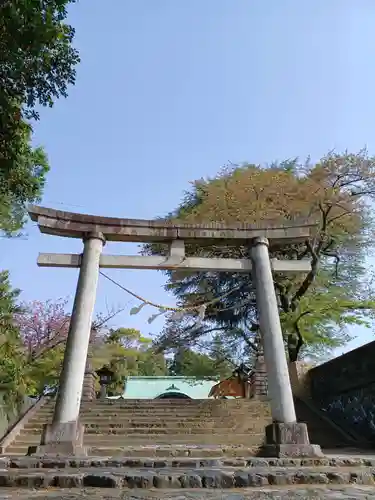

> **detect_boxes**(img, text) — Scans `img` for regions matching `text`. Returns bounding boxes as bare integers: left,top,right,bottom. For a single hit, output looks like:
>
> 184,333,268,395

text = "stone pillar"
31,232,105,456
250,237,323,457
82,357,97,402
250,237,296,422
252,355,268,398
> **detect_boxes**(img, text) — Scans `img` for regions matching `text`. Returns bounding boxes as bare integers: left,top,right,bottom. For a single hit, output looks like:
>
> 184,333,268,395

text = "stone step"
27,416,262,425
22,419,270,433
4,455,375,469
3,445,264,458
21,425,266,434
43,401,266,407
86,404,269,411
5,445,266,457
29,417,266,426
19,424,266,435
4,486,375,499
81,400,265,405
36,403,270,413
23,418,259,429
41,400,269,407
87,427,264,435
37,408,258,417
75,409,255,415
28,411,265,418
41,401,266,406
12,434,265,446
32,412,255,421
0,465,374,489
82,407,261,413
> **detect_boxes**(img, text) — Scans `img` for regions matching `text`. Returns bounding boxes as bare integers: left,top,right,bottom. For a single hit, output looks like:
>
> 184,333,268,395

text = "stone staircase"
1,453,375,493
1,397,358,457
1,398,374,494
2,398,272,456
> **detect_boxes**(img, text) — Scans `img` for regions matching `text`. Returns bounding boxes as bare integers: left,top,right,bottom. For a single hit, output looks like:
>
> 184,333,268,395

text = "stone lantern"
96,365,114,400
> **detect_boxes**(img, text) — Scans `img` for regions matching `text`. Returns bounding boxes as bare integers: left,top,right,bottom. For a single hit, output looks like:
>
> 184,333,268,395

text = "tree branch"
28,336,66,362
274,282,291,312
92,307,127,332
235,327,259,353
288,315,306,362
28,315,70,362
290,240,320,310
322,250,341,277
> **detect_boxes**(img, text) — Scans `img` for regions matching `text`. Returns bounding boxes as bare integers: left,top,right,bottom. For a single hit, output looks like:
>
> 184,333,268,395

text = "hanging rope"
99,270,242,323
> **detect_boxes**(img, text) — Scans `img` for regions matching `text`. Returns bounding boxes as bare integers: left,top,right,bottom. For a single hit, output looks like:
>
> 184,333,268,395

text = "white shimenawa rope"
99,271,242,323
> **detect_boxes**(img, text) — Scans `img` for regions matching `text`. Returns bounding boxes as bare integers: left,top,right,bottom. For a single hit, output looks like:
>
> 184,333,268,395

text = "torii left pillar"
30,232,105,456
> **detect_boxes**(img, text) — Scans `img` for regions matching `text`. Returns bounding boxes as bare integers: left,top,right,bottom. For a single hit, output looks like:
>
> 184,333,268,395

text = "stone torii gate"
28,205,323,457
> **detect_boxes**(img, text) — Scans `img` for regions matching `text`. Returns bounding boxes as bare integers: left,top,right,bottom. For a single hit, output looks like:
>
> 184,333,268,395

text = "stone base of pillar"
28,421,88,456
257,422,324,458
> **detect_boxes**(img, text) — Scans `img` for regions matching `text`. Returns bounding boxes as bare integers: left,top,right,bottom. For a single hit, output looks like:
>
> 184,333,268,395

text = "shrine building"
112,376,220,400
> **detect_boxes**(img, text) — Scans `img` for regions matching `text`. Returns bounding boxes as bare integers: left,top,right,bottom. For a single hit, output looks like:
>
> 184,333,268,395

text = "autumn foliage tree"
146,150,375,363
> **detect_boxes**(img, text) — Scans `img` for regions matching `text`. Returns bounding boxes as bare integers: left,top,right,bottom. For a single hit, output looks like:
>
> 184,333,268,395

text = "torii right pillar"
250,237,324,457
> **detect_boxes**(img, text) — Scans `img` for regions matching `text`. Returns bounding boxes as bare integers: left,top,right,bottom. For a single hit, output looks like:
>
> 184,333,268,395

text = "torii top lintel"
28,205,316,245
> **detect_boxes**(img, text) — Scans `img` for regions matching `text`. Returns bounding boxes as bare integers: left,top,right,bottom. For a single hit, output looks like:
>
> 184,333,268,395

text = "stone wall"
288,361,313,398
308,340,375,443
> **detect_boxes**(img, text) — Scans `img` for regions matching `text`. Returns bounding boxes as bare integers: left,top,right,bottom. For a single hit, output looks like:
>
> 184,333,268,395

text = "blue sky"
2,0,375,356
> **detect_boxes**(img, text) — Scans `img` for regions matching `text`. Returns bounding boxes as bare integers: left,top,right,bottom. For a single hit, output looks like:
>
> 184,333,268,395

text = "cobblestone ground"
1,487,375,499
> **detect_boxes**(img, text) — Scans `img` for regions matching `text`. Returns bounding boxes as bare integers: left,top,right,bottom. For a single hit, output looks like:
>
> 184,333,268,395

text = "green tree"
91,327,168,395
168,347,232,379
146,151,375,362
0,271,27,408
0,270,21,326
0,122,49,235
0,0,80,234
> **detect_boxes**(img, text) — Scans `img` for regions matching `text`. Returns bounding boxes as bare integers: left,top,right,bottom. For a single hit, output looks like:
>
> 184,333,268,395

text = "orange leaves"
176,164,306,227
173,152,375,246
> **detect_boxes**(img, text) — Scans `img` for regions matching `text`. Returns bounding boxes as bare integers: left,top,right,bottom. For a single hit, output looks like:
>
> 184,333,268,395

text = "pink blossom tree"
12,299,128,395
15,299,71,362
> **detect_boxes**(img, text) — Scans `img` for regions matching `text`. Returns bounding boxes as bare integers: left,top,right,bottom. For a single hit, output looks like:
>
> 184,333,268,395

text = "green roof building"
117,376,219,399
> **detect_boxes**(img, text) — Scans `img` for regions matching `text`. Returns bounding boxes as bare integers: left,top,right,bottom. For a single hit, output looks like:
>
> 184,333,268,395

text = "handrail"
0,395,50,454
